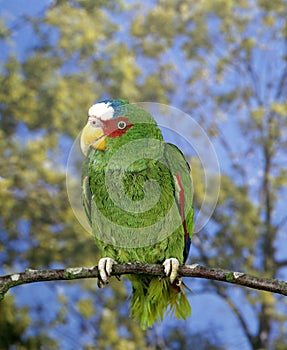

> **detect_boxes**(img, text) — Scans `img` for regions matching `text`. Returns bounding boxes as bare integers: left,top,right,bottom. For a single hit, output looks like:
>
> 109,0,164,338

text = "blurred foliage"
1,0,287,349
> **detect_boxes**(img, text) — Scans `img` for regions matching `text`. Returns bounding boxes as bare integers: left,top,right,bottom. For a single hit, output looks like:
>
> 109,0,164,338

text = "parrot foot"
163,258,180,283
98,258,116,288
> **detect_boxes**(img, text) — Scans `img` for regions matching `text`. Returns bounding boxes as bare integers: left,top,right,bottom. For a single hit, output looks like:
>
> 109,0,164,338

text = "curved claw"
98,258,116,287
163,258,180,283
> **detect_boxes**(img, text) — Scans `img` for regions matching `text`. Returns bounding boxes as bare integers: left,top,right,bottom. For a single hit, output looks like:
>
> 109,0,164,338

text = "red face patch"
102,117,133,138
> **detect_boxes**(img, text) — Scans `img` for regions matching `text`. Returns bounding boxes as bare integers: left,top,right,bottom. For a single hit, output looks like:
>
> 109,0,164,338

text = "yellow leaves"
148,5,175,39
272,168,287,189
0,176,14,218
0,294,31,336
103,43,141,100
0,17,10,39
271,102,287,117
76,298,95,318
130,13,145,38
0,57,31,123
131,1,176,40
46,3,112,58
26,139,47,165
0,176,12,192
263,14,276,27
258,0,286,12
141,38,166,57
99,307,118,341
241,37,256,51
251,107,266,123
189,157,205,203
208,0,234,17
140,74,171,103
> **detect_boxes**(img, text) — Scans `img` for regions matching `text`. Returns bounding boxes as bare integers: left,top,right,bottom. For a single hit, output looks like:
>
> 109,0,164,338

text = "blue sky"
0,0,49,59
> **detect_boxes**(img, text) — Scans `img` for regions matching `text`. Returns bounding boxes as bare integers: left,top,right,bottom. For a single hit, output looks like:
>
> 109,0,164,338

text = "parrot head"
80,99,160,156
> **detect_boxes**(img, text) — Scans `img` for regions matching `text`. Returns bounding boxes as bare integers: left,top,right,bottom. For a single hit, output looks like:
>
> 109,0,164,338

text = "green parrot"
80,99,193,329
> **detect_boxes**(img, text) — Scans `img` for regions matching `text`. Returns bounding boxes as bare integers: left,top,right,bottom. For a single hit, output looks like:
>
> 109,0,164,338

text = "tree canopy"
1,0,287,349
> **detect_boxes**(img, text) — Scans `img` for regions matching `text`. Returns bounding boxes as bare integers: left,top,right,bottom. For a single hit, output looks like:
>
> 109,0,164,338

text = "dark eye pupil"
118,121,126,130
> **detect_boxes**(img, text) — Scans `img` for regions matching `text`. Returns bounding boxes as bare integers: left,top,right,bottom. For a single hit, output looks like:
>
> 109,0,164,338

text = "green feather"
129,275,191,329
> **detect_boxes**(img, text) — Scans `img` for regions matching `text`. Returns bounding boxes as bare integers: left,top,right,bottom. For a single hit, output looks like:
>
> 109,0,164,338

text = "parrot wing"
81,157,92,225
164,143,193,262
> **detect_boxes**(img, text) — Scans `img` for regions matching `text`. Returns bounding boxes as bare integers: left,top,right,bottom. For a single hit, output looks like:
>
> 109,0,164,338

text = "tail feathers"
129,275,191,329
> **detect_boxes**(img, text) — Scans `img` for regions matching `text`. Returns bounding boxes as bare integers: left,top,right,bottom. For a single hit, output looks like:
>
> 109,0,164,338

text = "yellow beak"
80,123,106,155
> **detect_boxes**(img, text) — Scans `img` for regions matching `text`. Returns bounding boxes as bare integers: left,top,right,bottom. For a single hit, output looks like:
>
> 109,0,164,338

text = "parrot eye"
117,120,127,130
88,116,101,128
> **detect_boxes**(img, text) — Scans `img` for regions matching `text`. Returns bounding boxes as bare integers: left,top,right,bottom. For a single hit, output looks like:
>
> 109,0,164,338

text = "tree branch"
1,263,287,301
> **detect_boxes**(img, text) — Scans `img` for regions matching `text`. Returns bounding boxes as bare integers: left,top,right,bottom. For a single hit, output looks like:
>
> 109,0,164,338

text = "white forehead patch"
88,102,114,120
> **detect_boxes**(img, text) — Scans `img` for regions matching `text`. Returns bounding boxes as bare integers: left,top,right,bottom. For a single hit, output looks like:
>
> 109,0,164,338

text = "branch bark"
1,263,287,301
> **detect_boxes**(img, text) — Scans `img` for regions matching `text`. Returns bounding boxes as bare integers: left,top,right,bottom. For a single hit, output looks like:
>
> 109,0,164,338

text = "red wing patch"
174,173,191,261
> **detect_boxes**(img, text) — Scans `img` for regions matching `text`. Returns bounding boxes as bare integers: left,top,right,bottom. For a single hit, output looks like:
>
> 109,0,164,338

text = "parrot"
80,99,193,329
